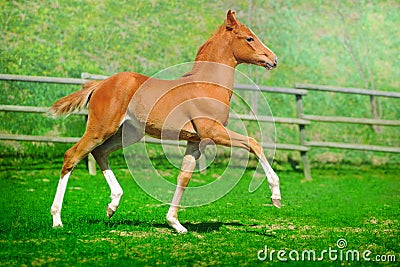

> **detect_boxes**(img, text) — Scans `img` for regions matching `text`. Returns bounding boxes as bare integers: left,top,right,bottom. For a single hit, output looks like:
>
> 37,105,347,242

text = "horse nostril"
274,58,278,67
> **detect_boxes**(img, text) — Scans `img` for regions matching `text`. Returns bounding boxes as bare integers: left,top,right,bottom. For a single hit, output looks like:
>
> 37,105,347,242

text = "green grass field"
0,159,398,266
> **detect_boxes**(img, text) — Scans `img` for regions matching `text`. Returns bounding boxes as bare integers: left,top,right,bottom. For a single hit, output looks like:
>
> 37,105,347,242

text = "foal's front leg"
194,119,281,207
166,142,201,233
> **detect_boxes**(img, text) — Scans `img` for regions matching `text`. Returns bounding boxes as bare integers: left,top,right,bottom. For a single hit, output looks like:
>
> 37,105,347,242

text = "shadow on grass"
87,218,225,232
185,222,224,232
86,218,273,235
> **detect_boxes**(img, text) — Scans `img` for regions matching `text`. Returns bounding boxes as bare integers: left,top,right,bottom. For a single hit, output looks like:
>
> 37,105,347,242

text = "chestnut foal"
50,10,280,233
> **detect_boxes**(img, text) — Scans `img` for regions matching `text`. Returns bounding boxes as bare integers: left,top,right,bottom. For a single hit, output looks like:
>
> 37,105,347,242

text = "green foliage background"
1,0,399,166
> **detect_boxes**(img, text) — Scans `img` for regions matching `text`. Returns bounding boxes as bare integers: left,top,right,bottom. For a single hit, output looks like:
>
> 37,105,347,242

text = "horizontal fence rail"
0,104,88,115
301,114,400,126
295,84,400,155
296,83,400,98
0,74,88,85
305,141,400,153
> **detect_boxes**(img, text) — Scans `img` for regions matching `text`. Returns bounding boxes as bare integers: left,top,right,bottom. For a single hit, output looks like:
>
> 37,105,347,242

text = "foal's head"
226,10,278,70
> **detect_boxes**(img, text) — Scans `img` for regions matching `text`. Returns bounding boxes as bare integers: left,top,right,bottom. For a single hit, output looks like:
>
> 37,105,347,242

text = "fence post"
295,94,312,181
87,153,97,175
198,155,207,174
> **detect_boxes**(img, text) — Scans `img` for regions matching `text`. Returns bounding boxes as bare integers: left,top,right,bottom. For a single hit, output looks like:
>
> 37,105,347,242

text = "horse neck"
194,29,237,68
188,30,237,93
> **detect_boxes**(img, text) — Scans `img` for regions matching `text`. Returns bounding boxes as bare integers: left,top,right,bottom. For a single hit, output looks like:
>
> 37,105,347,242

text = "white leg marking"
167,181,189,234
166,154,196,234
167,205,188,234
50,171,71,227
103,169,123,219
260,159,281,206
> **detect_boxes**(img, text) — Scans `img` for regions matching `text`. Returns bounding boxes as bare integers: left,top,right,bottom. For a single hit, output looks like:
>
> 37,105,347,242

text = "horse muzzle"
264,57,278,70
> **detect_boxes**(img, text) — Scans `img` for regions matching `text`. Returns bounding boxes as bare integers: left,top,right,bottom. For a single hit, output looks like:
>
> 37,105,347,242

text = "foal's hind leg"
92,123,143,219
51,134,105,227
51,111,126,227
166,141,201,233
92,136,123,219
92,124,142,219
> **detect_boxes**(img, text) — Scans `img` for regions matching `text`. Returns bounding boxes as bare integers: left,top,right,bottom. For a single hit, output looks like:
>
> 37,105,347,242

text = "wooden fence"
1,74,399,180
295,83,400,155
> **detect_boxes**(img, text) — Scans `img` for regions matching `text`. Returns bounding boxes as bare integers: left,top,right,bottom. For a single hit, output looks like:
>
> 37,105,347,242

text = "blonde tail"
47,80,100,117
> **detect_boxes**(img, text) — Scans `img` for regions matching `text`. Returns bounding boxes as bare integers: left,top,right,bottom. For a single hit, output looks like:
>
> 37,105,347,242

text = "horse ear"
226,10,239,31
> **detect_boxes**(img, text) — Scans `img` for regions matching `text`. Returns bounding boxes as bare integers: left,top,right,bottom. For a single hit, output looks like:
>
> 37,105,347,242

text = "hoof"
52,223,63,228
272,198,281,208
52,213,63,228
106,205,116,219
174,225,188,234
178,228,188,234
167,218,188,234
52,220,63,228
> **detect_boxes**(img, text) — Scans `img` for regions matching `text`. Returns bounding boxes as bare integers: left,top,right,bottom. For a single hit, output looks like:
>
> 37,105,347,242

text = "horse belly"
144,121,199,141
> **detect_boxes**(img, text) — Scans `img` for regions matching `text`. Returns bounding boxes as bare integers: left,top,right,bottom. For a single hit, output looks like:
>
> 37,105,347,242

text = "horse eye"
246,37,254,42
